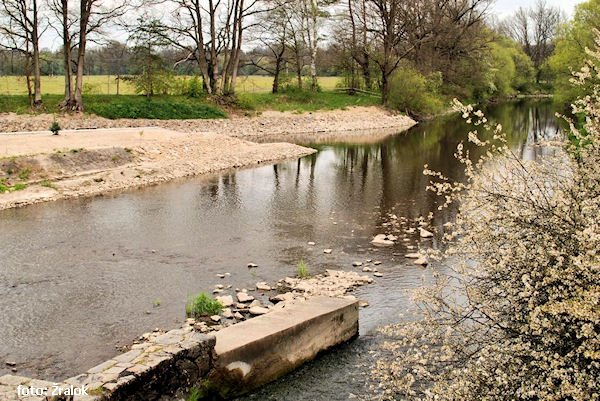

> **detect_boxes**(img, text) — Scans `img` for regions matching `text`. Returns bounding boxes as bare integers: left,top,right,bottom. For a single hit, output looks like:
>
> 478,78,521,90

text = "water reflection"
0,100,560,385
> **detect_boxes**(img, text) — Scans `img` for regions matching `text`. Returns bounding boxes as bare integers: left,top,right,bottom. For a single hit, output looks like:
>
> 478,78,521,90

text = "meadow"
0,75,379,119
0,75,342,95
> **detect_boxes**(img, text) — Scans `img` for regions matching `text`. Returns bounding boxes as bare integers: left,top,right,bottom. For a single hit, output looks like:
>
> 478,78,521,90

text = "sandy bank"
0,107,416,210
0,127,315,210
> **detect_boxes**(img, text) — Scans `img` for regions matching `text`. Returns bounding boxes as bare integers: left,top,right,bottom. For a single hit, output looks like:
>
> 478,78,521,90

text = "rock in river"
216,295,234,307
414,257,428,266
371,234,396,246
419,228,434,238
249,306,270,315
237,292,255,303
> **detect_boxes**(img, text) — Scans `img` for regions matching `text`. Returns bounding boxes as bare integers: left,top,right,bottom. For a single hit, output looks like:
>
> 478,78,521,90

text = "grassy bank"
0,94,228,119
236,90,381,113
0,90,381,119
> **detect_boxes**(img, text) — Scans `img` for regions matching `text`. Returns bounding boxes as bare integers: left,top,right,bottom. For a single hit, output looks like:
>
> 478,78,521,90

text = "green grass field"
0,75,378,119
0,75,341,95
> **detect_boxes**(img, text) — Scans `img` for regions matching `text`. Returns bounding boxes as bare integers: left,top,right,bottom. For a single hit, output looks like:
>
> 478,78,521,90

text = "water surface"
0,100,560,397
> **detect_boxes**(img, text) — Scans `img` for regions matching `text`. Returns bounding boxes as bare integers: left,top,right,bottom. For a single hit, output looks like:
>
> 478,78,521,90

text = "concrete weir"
0,296,358,401
210,296,359,398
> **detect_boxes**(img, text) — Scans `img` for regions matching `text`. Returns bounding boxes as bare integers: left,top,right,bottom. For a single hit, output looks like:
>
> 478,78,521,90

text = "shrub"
185,293,223,318
373,45,600,400
50,120,61,135
387,68,445,117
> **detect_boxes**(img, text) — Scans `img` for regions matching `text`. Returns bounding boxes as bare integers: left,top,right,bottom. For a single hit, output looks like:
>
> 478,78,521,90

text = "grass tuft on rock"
185,292,223,318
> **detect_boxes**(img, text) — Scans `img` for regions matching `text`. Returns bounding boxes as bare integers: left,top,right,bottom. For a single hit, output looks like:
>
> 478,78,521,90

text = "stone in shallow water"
358,300,370,308
405,252,421,259
256,282,271,291
373,272,383,277
308,241,316,245
216,295,233,307
371,234,395,246
237,292,254,303
414,257,428,266
323,249,332,254
222,308,233,319
352,261,363,267
249,306,270,315
247,263,258,268
419,228,434,238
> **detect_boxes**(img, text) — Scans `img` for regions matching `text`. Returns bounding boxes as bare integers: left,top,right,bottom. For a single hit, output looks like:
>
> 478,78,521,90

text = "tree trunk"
74,0,90,111
32,0,42,105
59,0,75,109
208,0,219,94
272,59,281,93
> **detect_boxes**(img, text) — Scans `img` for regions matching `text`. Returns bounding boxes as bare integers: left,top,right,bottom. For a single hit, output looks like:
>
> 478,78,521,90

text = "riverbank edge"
0,107,417,211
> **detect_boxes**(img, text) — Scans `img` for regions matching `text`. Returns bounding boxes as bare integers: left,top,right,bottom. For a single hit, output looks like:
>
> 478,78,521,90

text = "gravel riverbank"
0,107,416,210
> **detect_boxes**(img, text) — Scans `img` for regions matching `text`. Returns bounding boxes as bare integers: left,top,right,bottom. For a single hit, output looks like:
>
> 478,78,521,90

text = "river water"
0,100,561,398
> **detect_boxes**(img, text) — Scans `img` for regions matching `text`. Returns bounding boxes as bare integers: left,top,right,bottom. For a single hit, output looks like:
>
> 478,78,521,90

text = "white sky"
492,0,584,17
39,0,587,51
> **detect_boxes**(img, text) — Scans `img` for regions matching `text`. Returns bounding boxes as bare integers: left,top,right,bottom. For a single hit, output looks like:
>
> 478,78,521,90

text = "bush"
387,68,445,117
185,293,223,318
49,120,61,135
373,46,600,400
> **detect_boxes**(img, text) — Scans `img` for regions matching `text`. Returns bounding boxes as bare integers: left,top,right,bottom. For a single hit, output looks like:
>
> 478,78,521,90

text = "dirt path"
0,107,416,210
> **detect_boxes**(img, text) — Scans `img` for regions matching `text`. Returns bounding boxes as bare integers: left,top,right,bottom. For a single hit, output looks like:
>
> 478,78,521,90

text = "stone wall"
1,295,359,401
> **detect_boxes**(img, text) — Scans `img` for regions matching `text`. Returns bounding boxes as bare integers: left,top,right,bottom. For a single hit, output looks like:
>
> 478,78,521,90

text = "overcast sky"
492,0,584,17
39,0,586,50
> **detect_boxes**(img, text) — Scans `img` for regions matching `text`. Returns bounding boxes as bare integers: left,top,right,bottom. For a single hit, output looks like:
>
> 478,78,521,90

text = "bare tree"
504,0,563,82
0,0,44,106
165,0,263,95
248,4,289,93
48,0,77,108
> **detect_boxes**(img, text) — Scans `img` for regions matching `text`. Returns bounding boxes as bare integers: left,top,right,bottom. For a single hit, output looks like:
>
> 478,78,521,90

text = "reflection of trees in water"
312,100,560,227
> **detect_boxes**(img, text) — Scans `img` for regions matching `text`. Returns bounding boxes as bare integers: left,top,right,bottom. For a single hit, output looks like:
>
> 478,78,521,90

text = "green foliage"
18,167,31,180
297,259,309,278
152,298,162,308
40,180,56,189
236,89,380,113
387,68,445,117
49,120,61,135
185,293,223,318
548,0,600,105
186,76,203,98
186,388,201,401
85,96,227,120
127,17,173,98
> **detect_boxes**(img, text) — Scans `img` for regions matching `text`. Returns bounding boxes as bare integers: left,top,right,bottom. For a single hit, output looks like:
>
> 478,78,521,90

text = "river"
0,99,561,399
